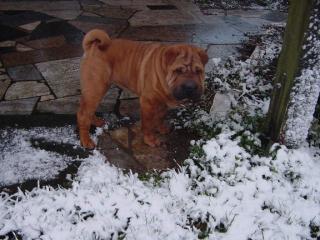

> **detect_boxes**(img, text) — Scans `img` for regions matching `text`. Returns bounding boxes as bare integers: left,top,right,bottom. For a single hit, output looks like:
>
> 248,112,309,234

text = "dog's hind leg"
77,63,111,149
140,97,165,147
92,115,106,127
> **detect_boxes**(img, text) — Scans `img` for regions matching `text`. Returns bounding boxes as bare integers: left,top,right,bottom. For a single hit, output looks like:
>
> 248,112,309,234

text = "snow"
1,131,319,239
1,25,320,239
0,126,78,186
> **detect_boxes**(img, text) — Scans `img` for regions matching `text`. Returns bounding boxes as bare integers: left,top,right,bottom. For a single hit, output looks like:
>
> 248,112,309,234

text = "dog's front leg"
156,105,171,135
140,97,163,147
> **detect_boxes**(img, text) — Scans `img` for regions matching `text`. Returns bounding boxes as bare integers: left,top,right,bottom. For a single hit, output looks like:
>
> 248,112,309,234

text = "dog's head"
163,45,208,101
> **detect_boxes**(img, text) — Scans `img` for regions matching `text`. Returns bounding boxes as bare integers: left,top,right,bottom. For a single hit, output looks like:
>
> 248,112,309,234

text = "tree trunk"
265,0,314,144
283,1,320,146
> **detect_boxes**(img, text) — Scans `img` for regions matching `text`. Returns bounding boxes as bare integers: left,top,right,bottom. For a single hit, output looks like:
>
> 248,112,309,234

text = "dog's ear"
164,47,180,66
197,48,209,65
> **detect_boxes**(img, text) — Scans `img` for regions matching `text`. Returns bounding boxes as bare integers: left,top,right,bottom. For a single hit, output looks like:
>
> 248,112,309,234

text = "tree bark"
283,1,320,147
265,0,314,144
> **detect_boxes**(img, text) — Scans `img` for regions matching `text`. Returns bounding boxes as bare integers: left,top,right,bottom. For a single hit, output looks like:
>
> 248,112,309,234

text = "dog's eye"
195,68,202,74
175,68,184,74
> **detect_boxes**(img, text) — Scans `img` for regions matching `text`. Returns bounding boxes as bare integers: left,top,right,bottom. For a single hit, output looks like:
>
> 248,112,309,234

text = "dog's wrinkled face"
164,45,208,101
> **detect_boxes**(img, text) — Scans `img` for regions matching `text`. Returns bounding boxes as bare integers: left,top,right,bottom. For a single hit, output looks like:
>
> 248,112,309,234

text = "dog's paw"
81,137,96,150
92,116,107,127
144,134,161,147
158,123,172,135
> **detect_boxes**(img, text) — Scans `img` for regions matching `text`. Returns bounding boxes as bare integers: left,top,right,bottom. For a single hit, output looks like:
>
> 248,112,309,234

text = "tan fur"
77,29,208,148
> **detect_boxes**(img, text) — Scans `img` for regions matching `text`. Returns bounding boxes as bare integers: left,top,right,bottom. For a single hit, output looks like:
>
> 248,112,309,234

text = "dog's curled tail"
82,29,111,52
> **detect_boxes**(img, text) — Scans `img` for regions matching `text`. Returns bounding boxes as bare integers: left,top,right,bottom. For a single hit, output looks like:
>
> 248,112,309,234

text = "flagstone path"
0,0,286,178
0,0,286,115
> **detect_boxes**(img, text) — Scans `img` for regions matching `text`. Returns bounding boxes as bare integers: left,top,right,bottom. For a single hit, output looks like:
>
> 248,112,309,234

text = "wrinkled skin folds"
77,29,208,148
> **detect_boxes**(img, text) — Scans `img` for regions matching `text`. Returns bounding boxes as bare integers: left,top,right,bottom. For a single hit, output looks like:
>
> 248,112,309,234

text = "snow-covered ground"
1,26,320,239
0,127,78,186
193,0,288,11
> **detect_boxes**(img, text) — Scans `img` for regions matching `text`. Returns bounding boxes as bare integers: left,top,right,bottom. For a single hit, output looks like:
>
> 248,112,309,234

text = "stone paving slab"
98,132,146,173
205,44,241,72
224,16,270,35
204,9,267,18
1,44,82,67
36,57,81,98
40,94,55,102
119,98,140,121
37,87,119,114
0,97,38,115
121,23,245,44
206,44,241,60
0,24,28,42
36,95,80,114
74,15,124,24
29,21,84,44
5,81,50,100
41,10,82,21
0,0,287,116
0,74,8,80
19,21,41,31
119,89,138,100
261,11,287,22
129,9,201,26
0,78,11,100
80,0,104,6
83,5,136,19
97,87,120,112
16,44,33,52
100,0,170,10
7,65,42,81
0,41,15,48
0,11,54,28
22,36,66,50
98,122,193,172
0,1,80,11
69,20,127,36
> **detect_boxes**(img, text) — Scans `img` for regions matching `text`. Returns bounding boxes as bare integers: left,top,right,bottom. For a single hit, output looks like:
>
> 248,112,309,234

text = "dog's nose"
182,80,198,96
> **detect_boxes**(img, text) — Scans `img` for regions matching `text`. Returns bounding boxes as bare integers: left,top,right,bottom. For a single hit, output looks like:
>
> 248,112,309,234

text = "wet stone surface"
16,43,33,52
97,87,120,112
23,35,66,50
0,0,286,188
0,97,39,114
1,44,82,67
83,5,136,19
119,98,140,121
36,95,80,114
0,1,286,117
19,21,41,31
5,81,50,100
69,16,128,36
98,123,194,172
121,23,245,44
205,44,241,72
29,20,84,44
36,57,81,98
0,24,28,42
0,10,54,28
0,1,80,11
41,10,82,20
129,9,201,26
7,64,43,81
0,78,11,100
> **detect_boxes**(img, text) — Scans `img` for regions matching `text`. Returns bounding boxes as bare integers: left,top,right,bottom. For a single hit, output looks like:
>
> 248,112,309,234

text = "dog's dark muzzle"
173,80,201,101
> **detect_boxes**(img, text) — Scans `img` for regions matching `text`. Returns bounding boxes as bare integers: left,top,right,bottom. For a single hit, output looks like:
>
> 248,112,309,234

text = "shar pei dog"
77,29,208,149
